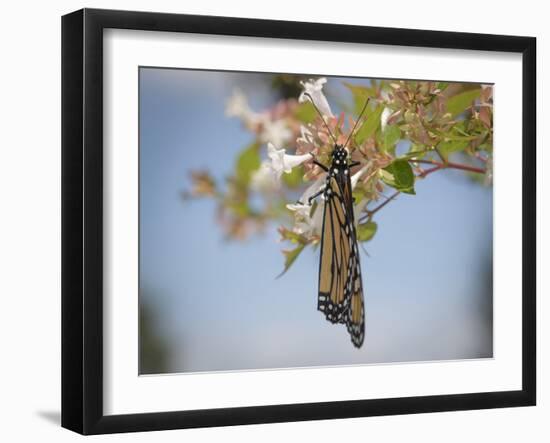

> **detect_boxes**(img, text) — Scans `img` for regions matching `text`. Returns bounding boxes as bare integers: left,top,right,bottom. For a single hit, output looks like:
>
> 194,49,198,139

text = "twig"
474,152,489,163
408,158,486,175
417,165,443,178
359,191,400,223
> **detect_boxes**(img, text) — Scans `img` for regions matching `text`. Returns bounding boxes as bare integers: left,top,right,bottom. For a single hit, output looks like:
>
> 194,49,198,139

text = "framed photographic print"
61,8,536,435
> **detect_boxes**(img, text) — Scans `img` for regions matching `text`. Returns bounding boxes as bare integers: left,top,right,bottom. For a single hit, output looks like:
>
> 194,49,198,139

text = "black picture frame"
62,8,536,435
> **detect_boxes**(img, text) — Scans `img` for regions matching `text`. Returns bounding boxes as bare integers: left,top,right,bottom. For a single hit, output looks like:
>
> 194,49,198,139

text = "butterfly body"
315,145,365,348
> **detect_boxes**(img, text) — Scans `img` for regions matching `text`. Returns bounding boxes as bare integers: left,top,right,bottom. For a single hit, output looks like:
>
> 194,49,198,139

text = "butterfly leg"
313,160,329,172
307,187,326,205
295,185,327,206
308,153,329,172
349,161,361,168
295,154,329,205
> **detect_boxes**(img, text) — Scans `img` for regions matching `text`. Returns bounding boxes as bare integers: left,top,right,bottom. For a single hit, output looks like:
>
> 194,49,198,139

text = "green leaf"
437,139,469,159
398,144,428,160
446,89,481,117
357,221,377,242
355,106,383,145
398,152,426,161
294,101,317,123
235,142,260,186
227,200,251,217
282,165,304,188
343,82,376,115
343,82,371,96
381,160,415,194
432,125,478,141
436,82,449,92
277,244,305,278
352,188,366,204
442,133,478,141
381,124,401,154
278,226,306,244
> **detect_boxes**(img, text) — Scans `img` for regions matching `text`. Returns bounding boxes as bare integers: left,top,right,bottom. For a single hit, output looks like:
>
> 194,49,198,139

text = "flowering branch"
183,75,493,274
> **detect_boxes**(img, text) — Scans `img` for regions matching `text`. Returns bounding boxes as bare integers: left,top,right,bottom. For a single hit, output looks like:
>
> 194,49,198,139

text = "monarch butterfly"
302,93,369,348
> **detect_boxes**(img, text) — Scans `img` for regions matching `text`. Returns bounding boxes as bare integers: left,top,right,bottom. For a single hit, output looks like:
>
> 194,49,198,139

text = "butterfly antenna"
343,97,370,150
303,92,337,145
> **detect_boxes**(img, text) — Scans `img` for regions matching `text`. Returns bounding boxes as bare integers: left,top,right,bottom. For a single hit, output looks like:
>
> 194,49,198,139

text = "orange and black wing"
317,174,365,347
345,246,365,348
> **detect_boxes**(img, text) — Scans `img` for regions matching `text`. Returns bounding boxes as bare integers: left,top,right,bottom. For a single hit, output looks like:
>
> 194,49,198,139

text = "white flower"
225,89,262,128
260,119,293,148
286,202,311,218
225,89,251,118
286,203,313,235
286,201,324,237
286,177,326,237
250,161,280,193
299,78,334,118
297,125,314,145
300,177,325,203
226,90,293,147
267,142,313,179
380,107,392,132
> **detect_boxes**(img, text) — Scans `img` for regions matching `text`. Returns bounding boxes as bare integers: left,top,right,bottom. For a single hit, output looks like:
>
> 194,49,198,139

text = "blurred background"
139,68,492,375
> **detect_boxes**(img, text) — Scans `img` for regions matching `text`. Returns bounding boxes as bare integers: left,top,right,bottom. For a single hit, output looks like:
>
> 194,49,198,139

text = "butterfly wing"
342,172,365,348
318,176,351,323
345,249,365,348
317,172,365,347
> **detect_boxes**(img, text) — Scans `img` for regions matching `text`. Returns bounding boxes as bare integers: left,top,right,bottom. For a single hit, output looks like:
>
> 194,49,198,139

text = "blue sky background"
139,68,493,374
